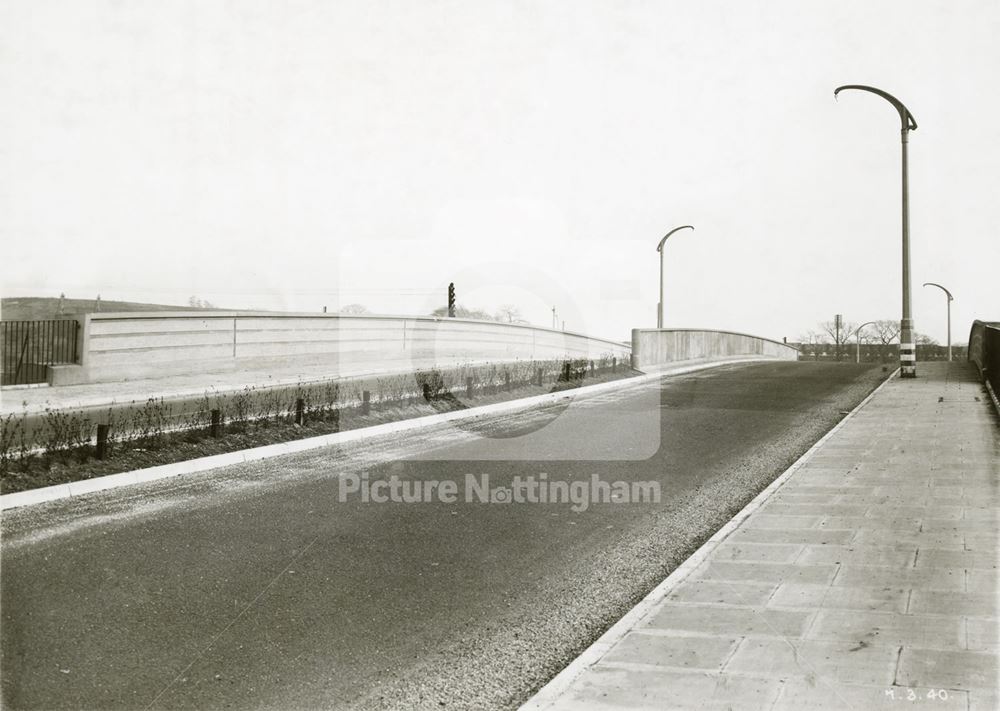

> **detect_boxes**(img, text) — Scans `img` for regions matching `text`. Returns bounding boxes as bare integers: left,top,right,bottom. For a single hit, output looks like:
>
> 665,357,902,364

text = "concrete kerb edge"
519,367,902,711
0,358,768,512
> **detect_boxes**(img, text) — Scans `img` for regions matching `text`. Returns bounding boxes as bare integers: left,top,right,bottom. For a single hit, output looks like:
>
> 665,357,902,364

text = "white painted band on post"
900,353,916,361
900,343,915,350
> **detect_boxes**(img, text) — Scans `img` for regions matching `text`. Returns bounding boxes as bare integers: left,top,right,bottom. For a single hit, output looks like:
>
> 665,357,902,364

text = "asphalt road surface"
1,361,887,710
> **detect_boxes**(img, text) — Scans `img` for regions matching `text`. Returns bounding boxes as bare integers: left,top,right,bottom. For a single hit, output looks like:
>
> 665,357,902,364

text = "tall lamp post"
853,321,877,363
835,85,918,378
923,282,953,362
656,225,694,328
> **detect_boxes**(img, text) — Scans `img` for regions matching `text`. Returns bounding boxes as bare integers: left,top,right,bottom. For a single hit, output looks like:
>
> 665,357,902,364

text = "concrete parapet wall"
50,312,631,385
631,328,799,370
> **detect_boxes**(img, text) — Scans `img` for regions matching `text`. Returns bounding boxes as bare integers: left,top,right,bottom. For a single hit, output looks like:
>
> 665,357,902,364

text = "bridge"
0,315,996,710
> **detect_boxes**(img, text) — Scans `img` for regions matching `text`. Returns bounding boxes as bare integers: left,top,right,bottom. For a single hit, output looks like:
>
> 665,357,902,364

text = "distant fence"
46,312,632,386
968,320,1000,399
1,320,80,385
631,329,799,370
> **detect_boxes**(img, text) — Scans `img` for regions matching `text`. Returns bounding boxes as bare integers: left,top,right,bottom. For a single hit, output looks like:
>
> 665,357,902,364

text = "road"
1,361,887,710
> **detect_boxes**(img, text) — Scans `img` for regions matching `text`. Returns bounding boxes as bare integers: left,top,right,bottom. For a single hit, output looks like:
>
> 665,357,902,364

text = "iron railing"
1,320,80,386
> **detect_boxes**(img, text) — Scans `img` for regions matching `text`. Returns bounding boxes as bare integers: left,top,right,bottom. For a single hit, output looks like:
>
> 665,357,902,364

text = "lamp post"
656,225,694,328
853,321,877,363
835,84,918,378
923,282,953,362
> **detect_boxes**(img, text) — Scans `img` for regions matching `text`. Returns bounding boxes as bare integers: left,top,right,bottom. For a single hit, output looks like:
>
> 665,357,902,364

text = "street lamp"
656,225,694,328
852,321,877,364
835,84,918,378
923,282,954,362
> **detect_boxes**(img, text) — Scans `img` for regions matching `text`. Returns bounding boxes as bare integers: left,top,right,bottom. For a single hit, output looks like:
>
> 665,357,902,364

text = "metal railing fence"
1,320,79,386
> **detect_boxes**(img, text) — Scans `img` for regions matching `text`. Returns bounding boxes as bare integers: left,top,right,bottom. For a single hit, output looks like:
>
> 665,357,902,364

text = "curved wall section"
53,312,631,385
631,328,799,370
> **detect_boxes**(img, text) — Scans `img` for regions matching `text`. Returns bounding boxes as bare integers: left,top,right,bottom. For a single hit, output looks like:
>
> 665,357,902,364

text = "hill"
0,297,223,321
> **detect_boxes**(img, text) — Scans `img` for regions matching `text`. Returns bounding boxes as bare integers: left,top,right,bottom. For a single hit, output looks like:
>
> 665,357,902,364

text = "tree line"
795,318,967,362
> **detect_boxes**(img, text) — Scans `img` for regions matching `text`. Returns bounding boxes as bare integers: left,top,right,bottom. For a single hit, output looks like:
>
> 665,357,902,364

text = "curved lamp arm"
656,225,694,253
923,282,953,301
835,85,918,132
853,320,878,338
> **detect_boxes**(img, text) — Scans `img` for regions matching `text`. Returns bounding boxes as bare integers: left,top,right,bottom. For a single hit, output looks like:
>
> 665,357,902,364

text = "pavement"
523,361,1000,711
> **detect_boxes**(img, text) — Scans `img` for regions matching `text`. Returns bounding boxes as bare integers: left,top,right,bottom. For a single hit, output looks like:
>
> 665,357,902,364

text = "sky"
2,0,998,344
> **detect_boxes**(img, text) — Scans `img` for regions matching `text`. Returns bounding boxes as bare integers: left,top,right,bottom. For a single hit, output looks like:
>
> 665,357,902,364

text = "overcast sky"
2,1,997,343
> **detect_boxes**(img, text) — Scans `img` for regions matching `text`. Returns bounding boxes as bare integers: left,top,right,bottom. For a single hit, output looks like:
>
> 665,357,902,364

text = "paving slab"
796,543,917,567
699,561,840,586
728,527,855,545
805,609,965,650
767,582,909,614
723,638,900,687
600,633,740,671
896,648,999,690
967,619,999,652
523,362,1000,710
909,590,1000,617
666,581,778,607
641,605,814,638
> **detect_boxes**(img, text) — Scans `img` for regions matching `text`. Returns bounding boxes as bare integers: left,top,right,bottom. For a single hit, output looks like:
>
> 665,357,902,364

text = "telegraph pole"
835,314,843,362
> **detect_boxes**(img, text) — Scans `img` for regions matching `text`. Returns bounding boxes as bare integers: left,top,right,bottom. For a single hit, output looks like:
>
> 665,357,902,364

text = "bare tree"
818,319,857,346
863,320,935,345
338,303,370,315
188,295,215,309
431,305,495,320
870,319,902,345
494,304,526,324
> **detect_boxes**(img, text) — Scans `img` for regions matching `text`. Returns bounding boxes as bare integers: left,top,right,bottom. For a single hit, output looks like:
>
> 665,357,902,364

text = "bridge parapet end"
631,328,800,371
